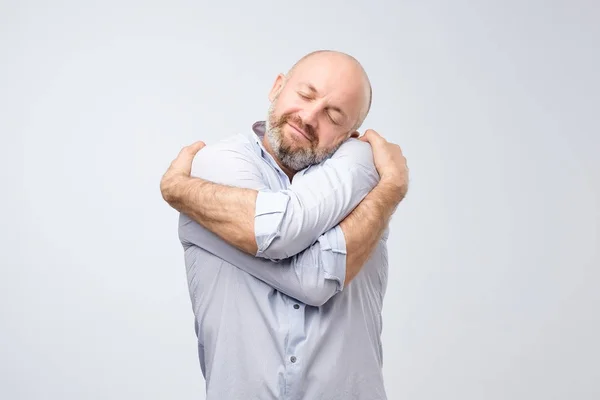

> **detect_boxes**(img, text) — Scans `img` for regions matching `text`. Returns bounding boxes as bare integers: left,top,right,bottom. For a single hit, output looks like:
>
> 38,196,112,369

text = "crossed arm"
164,139,402,305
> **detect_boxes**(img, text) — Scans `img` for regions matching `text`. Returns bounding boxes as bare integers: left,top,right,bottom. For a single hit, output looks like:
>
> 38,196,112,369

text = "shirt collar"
248,120,289,179
249,120,268,154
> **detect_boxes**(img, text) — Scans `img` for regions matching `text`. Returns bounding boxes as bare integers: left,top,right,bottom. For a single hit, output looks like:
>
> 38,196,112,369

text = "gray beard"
265,102,340,171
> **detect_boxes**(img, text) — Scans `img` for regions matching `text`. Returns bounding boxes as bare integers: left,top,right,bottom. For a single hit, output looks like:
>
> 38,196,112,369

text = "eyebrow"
301,83,348,119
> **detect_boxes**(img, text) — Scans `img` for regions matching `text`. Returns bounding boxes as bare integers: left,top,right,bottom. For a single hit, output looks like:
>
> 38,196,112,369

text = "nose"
298,102,321,128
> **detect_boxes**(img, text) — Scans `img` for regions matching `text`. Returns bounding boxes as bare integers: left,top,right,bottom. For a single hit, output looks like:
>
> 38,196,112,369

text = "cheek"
275,94,305,115
317,130,345,148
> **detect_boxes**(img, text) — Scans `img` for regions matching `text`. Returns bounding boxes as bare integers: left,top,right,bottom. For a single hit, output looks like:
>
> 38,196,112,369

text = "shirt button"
293,304,300,309
290,356,297,363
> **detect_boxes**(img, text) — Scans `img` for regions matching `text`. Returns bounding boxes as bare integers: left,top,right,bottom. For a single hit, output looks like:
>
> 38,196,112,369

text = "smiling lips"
287,122,311,141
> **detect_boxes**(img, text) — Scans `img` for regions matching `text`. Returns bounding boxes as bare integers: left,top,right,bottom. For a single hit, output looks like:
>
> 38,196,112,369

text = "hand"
359,129,409,199
160,141,206,203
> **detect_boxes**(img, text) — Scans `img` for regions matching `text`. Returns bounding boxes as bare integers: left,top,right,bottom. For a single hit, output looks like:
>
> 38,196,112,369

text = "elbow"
298,281,339,307
256,241,295,261
255,231,303,260
256,229,314,260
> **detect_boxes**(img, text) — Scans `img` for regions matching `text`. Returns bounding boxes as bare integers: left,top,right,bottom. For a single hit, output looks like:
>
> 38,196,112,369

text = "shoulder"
326,138,376,171
194,133,256,160
299,138,379,186
191,133,258,169
190,133,264,185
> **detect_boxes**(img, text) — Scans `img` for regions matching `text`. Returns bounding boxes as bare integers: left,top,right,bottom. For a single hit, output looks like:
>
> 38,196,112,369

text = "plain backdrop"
1,0,598,399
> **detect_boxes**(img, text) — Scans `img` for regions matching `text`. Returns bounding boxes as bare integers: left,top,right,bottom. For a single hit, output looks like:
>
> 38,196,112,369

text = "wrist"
379,175,407,204
161,173,189,205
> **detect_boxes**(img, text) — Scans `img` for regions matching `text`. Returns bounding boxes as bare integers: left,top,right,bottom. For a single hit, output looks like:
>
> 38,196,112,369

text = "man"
160,50,409,399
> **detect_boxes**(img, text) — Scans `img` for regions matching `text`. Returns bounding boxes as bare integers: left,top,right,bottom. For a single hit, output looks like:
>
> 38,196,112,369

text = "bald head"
286,50,372,129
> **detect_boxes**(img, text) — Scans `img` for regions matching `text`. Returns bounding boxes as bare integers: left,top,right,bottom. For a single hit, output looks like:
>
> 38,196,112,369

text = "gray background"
1,0,599,399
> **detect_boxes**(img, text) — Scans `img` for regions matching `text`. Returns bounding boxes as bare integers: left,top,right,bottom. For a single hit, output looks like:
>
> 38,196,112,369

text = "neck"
261,135,296,181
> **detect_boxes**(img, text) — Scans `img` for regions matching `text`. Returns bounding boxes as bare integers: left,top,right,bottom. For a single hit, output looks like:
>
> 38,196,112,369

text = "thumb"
186,140,206,155
176,140,206,159
359,129,377,143
172,141,206,168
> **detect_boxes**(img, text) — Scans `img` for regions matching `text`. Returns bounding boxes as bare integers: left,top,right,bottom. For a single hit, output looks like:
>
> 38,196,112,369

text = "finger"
170,141,205,169
185,141,206,154
360,129,384,144
173,141,205,164
358,130,373,142
365,129,385,142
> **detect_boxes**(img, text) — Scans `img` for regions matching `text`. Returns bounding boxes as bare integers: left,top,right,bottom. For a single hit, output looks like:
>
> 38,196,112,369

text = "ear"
268,73,286,102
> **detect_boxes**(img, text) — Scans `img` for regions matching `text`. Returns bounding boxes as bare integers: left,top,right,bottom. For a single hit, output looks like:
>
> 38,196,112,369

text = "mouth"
287,122,311,142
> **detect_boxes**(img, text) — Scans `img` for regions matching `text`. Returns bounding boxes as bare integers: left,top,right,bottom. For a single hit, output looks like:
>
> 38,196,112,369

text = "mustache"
274,113,317,142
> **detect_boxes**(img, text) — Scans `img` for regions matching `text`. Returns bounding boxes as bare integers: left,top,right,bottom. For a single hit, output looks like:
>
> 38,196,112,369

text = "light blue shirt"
178,121,390,399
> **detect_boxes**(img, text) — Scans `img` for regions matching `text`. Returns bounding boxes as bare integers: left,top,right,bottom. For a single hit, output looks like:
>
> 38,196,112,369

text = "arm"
174,140,346,306
179,214,345,307
168,139,402,289
179,177,398,304
164,139,379,259
338,180,400,283
169,138,399,304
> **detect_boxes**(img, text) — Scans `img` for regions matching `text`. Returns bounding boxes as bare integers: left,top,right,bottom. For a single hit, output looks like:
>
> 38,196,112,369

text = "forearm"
340,179,402,284
179,214,343,306
164,176,259,254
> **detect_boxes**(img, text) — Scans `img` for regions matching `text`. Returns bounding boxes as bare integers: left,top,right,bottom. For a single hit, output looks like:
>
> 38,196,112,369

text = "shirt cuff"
317,225,348,292
254,190,289,257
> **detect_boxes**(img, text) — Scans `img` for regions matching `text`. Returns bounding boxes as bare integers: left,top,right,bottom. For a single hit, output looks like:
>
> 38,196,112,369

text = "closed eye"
327,112,340,125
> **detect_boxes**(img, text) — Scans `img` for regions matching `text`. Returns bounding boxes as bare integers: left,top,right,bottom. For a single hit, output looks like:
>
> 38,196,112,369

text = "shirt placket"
283,296,306,400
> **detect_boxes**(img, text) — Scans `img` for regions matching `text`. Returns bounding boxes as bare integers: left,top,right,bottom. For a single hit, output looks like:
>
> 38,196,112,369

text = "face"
265,54,369,172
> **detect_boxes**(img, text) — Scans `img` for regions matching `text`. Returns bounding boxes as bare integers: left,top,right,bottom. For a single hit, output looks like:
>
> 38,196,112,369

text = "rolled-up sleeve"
311,225,347,293
254,190,290,256
253,190,348,297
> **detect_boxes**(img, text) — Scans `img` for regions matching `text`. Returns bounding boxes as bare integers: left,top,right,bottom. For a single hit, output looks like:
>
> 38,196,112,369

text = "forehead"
287,56,367,112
